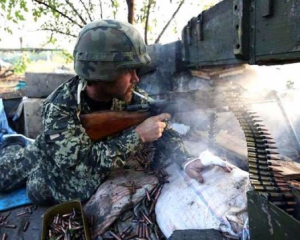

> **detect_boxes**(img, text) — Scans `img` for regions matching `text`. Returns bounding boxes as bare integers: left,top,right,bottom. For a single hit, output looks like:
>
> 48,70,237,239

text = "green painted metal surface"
247,190,300,240
182,0,245,67
182,0,300,68
254,0,300,64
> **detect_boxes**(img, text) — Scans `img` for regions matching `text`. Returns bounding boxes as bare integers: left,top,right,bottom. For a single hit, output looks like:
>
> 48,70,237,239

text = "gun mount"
182,0,300,68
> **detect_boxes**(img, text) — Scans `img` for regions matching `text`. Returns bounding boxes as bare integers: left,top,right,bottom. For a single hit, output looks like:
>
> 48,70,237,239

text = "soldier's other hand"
183,150,232,183
135,113,171,142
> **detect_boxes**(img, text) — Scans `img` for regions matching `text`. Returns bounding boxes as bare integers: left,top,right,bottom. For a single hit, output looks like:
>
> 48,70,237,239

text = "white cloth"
155,162,250,238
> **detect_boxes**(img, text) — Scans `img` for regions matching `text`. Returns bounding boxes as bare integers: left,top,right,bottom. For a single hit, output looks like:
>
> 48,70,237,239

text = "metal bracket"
261,0,274,18
197,13,204,41
181,25,190,62
233,0,250,60
187,20,192,45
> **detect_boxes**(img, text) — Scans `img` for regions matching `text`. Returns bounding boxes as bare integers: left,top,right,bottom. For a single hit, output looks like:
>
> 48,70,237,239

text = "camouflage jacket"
24,76,192,202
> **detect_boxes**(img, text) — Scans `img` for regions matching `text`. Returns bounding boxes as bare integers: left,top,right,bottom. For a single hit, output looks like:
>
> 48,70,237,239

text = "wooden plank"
269,160,300,180
189,130,249,170
190,64,246,80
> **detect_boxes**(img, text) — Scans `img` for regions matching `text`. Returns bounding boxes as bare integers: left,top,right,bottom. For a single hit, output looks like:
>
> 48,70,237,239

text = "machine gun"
176,1,300,239
80,99,194,141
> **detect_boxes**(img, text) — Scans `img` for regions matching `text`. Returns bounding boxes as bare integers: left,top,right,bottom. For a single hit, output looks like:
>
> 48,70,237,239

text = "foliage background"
0,0,222,73
0,0,221,49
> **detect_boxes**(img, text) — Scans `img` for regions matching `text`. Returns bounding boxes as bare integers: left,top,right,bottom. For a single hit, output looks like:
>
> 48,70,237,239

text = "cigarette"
132,91,154,102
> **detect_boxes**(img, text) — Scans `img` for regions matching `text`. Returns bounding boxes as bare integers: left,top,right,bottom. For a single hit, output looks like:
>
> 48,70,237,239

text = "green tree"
0,0,220,46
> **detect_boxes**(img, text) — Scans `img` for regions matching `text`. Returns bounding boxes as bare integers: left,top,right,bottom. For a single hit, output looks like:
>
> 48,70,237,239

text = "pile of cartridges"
226,91,296,215
0,206,34,240
99,169,169,240
46,208,86,240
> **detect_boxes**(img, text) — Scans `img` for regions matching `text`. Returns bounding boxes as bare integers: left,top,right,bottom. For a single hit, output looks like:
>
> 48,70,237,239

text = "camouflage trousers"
0,145,56,205
0,133,184,205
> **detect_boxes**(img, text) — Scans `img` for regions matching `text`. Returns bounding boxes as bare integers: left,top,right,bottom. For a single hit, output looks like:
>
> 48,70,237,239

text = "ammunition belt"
208,111,218,149
225,91,296,215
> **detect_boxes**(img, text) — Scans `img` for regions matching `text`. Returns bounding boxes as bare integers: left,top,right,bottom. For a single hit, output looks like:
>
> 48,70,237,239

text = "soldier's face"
106,69,139,103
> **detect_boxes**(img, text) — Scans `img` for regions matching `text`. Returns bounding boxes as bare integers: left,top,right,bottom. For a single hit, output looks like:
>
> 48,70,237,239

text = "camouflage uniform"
0,19,192,205
0,77,191,204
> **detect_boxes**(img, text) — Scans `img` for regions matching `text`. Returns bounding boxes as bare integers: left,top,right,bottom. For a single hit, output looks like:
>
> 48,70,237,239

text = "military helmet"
73,19,151,81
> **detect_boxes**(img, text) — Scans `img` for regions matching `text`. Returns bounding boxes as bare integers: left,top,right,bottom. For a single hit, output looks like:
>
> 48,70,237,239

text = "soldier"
0,19,230,205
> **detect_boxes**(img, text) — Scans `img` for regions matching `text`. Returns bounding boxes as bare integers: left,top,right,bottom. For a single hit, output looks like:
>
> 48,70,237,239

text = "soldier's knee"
0,177,12,192
27,180,55,206
0,180,6,192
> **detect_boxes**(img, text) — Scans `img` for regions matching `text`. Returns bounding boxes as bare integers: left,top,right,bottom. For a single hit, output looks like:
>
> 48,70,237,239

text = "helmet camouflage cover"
73,19,151,81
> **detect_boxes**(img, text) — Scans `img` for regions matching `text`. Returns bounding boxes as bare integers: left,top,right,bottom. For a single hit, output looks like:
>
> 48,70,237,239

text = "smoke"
170,63,300,168
139,59,300,167
240,63,300,162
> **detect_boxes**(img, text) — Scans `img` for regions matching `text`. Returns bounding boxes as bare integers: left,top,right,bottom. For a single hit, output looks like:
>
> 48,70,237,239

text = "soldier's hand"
183,150,233,183
135,113,171,142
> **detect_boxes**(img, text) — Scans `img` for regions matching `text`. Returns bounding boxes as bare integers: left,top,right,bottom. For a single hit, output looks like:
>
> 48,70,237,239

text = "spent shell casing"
138,222,143,238
1,233,7,240
143,223,147,238
16,211,28,217
109,231,121,240
124,233,138,239
5,224,16,229
145,223,150,239
23,220,30,232
62,213,72,218
149,201,155,214
2,212,11,221
141,212,152,225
